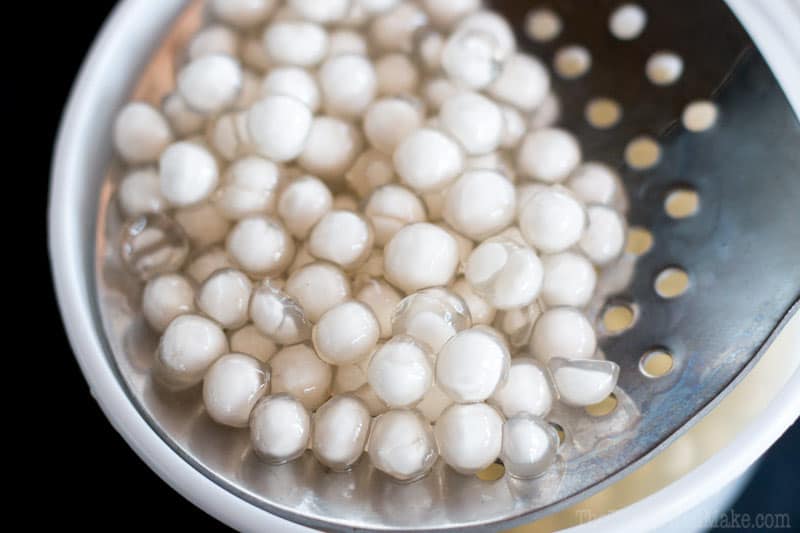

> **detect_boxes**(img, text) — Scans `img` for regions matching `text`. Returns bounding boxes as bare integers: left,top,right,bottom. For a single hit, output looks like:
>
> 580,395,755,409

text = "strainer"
50,0,800,531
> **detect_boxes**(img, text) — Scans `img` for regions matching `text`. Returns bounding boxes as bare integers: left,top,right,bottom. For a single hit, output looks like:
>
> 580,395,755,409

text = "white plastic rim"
48,1,799,532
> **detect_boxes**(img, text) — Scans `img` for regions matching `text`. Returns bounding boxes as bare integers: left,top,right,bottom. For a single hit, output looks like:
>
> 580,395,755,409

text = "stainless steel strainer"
83,0,800,531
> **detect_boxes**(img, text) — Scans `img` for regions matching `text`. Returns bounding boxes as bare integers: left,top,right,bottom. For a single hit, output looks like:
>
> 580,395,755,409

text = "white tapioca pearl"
114,102,173,165
363,98,424,156
436,327,510,403
518,128,582,183
177,54,242,115
422,0,481,29
499,105,526,149
496,299,544,348
142,274,195,332
441,28,502,90
529,91,561,130
364,185,426,246
367,409,438,481
443,170,516,240
277,175,332,239
308,211,374,270
117,168,168,217
247,95,312,162
185,247,235,284
490,357,553,418
174,202,231,249
333,353,372,394
452,277,495,326
240,36,273,73
519,187,586,253
188,25,239,60
250,394,310,464
158,141,218,207
260,67,320,112
203,353,268,427
197,268,252,329
286,262,351,322
375,53,420,96
229,324,278,363
501,414,559,479
312,395,371,470
391,287,471,354
211,0,276,29
226,216,295,276
313,301,381,365
422,77,458,112
328,30,369,57
298,117,364,182
540,252,597,307
579,205,627,265
162,93,204,137
456,11,516,59
353,383,388,415
609,3,647,40
155,314,229,389
319,54,377,119
368,336,433,407
250,281,311,344
567,162,622,206
369,3,428,53
489,53,550,112
548,357,619,406
516,182,548,219
263,21,329,67
416,383,453,422
435,402,503,474
439,91,502,156
215,157,282,220
346,149,397,198
465,237,543,310
384,223,459,293
288,0,350,23
270,344,333,410
394,129,464,193
355,279,402,338
530,307,596,363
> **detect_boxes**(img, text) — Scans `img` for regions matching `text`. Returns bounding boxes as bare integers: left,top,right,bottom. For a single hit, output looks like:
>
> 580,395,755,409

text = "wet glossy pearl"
118,168,168,217
540,252,597,307
114,102,173,164
319,54,377,119
567,162,621,206
394,128,464,193
452,277,496,325
203,353,269,427
435,402,503,475
367,409,438,481
391,287,471,353
501,414,559,479
465,236,543,310
443,170,516,240
518,187,586,254
517,128,581,183
384,223,459,293
368,335,433,407
440,91,502,156
156,314,229,389
142,273,195,332
260,66,320,112
270,344,333,410
489,53,550,112
177,54,243,114
356,279,402,339
226,216,295,276
247,95,313,162
490,357,553,417
159,141,219,207
215,156,282,220
312,395,371,471
249,281,311,344
308,211,374,270
579,205,627,265
313,301,381,365
277,175,333,239
229,324,278,363
529,307,596,363
298,116,364,181
263,21,329,67
365,185,426,246
548,357,619,406
364,97,424,155
197,268,252,329
436,327,510,402
250,394,310,464
285,262,351,322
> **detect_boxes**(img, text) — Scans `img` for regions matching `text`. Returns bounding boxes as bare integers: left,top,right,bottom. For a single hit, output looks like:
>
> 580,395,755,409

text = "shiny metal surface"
93,0,800,530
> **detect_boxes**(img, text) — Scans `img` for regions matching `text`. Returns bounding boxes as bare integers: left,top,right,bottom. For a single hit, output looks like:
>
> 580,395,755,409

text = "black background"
21,2,798,531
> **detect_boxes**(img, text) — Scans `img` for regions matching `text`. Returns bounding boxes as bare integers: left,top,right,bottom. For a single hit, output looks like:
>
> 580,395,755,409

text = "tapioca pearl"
226,216,295,276
162,93,204,137
367,409,438,481
452,277,496,326
489,53,550,112
312,395,371,470
308,211,374,270
345,149,397,198
540,251,597,308
319,54,377,119
356,279,402,339
416,383,453,422
436,327,510,403
250,394,310,464
117,168,168,217
465,237,543,310
567,162,621,206
211,0,276,29
422,77,459,112
609,3,647,40
384,223,459,293
496,299,545,348
499,105,526,150
435,402,503,475
579,205,627,266
353,383,389,416
203,353,268,427
517,128,581,183
519,187,586,254
363,97,424,156
250,281,311,344
375,53,420,96
288,0,350,23
391,287,472,353
443,169,516,240
414,29,445,72
142,274,195,333
369,3,429,53
328,29,369,57
298,117,363,183
548,357,619,407
554,45,591,79
285,262,351,322
172,202,229,250
263,21,329,67
197,268,252,329
270,344,333,410
333,352,373,394
501,414,559,479
313,301,381,365
188,25,239,60
277,175,332,239
490,357,553,418
185,247,235,284
516,183,548,220
422,0,480,29
456,11,515,59
155,314,229,390
439,91,503,156
260,66,320,112
646,51,683,86
525,8,562,42
529,91,561,130
441,27,504,90
365,185,426,246
368,335,433,407
158,141,219,207
215,157,282,220
121,213,190,280
247,95,313,162
530,307,596,363
177,54,242,115
114,102,173,164
229,324,278,363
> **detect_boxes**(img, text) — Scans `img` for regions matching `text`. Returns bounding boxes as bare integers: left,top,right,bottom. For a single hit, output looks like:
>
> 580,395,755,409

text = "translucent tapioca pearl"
117,168,168,217
177,54,242,115
495,299,545,349
519,187,586,254
162,93,205,138
211,0,276,29
308,211,374,270
436,327,510,403
465,236,543,310
499,105,526,150
159,141,219,207
443,170,516,240
579,205,627,266
434,402,503,475
489,53,550,112
174,202,231,249
229,324,278,363
452,277,496,326
285,262,351,322
364,97,424,156
422,0,481,29
197,268,252,329
142,274,195,333
364,185,427,246
529,91,561,130
270,344,333,410
289,0,351,24
439,91,503,156
327,29,369,57
260,66,321,112
391,287,472,353
263,21,329,67
375,53,420,96
185,246,235,284
188,25,240,60
393,128,464,193
356,279,402,339
369,3,429,53
346,149,397,199
313,301,381,365
250,394,310,465
540,252,597,308
567,162,622,206
247,95,313,162
332,352,372,394
120,213,190,280
318,54,377,119
441,27,504,90
517,128,581,183
490,357,553,418
249,280,311,344
548,357,620,407
368,335,433,407
113,102,173,164
277,175,332,240
529,307,596,363
226,216,295,277
416,383,453,422
203,353,269,427
422,77,459,112
214,157,282,220
501,414,559,479
367,409,438,482
312,395,372,471
352,383,389,416
298,117,364,183
155,314,229,390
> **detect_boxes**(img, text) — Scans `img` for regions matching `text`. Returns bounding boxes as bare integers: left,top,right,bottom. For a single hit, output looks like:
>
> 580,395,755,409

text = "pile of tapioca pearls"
114,0,628,482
